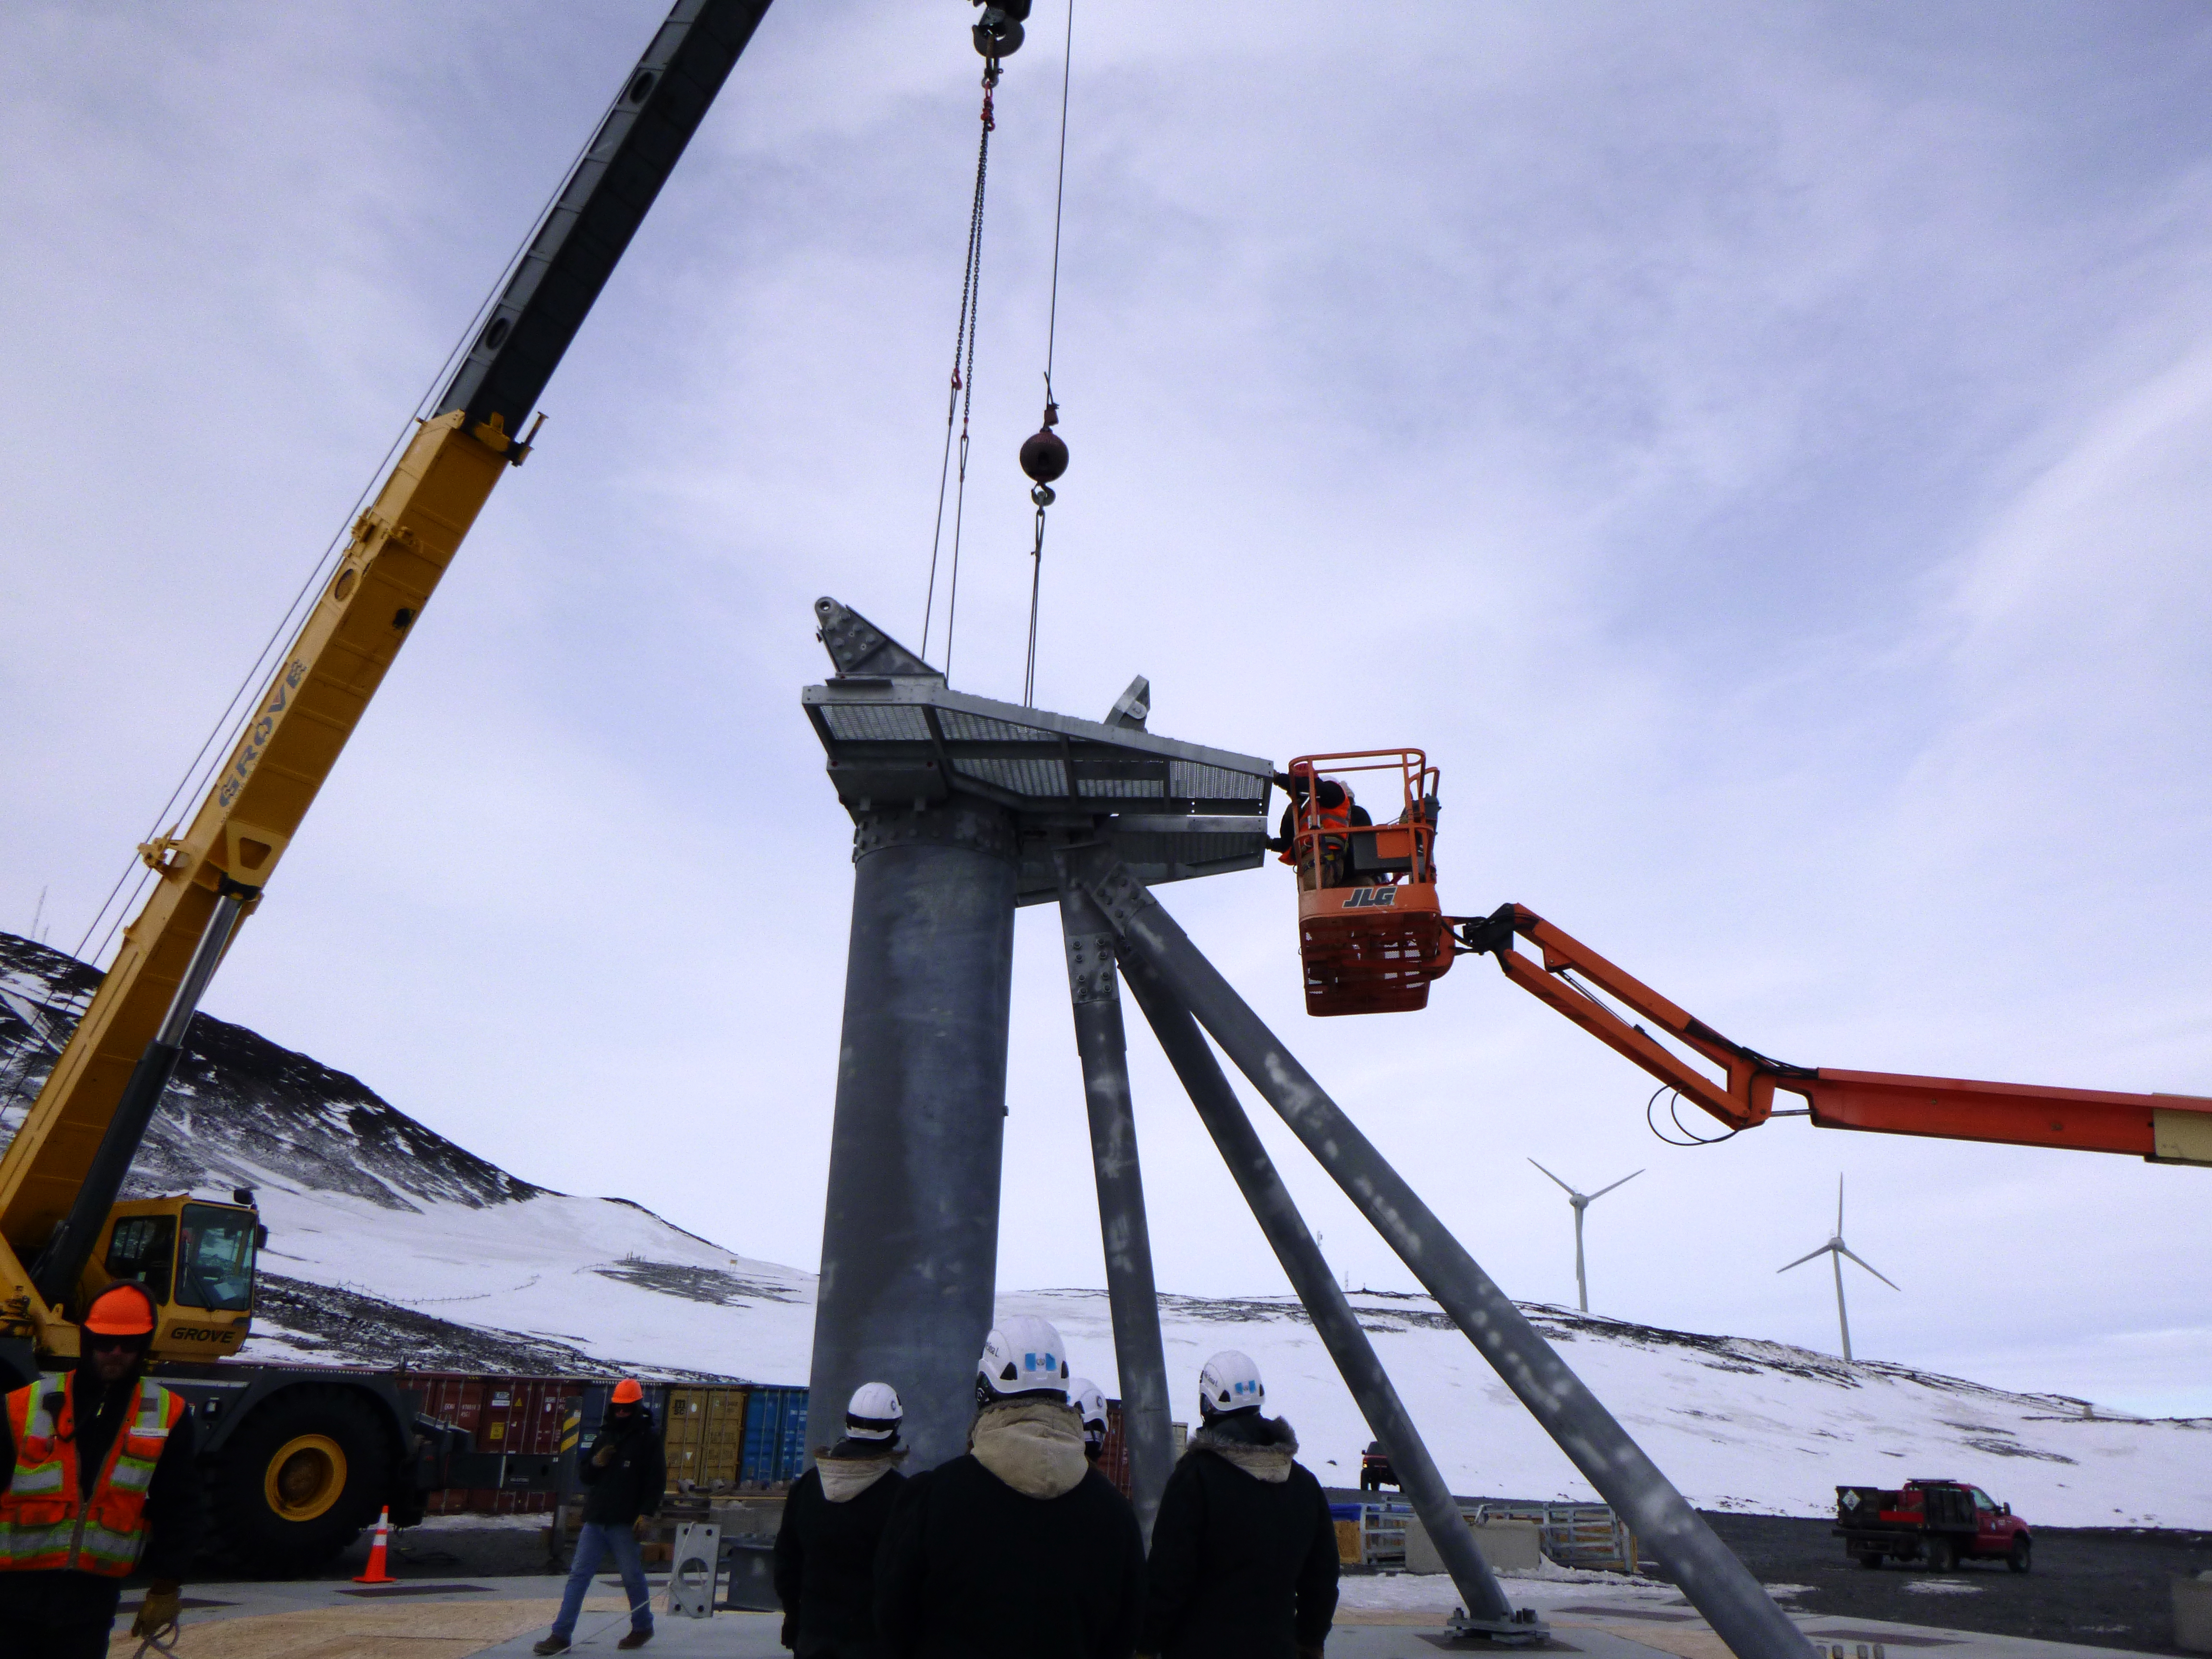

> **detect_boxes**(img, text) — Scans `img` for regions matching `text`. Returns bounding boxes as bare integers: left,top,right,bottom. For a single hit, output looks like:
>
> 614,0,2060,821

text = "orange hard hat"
84,1282,157,1337
611,1378,643,1405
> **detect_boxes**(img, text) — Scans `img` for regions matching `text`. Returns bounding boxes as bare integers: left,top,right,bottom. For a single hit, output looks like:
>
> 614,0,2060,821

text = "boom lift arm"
1458,903,2212,1166
0,0,775,1361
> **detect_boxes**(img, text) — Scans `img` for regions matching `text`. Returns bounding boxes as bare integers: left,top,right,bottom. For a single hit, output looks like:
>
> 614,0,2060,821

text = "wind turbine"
1529,1159,1642,1314
1779,1175,1898,1362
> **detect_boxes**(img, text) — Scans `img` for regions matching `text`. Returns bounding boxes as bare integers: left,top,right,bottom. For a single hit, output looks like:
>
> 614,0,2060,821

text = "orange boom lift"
1277,750,2212,1166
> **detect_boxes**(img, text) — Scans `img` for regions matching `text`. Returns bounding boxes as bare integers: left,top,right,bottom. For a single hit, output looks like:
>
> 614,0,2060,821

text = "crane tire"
2007,1536,2031,1575
205,1384,396,1575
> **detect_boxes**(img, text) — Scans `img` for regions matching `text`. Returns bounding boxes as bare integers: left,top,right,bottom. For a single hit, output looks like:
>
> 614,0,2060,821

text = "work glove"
780,1615,796,1650
633,1514,653,1537
132,1581,182,1639
593,1443,616,1467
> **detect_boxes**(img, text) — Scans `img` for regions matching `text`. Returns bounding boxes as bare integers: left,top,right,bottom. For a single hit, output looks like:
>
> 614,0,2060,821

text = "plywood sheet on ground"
107,1594,625,1659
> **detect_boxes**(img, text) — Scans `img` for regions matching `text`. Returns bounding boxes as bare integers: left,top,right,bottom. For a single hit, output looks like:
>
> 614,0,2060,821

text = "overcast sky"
4,2,2210,1420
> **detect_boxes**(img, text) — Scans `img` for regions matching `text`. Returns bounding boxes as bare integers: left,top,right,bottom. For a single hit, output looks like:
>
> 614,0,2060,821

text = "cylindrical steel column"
1077,853,1814,1659
1054,875,1175,1543
1121,953,1526,1633
806,800,1020,1471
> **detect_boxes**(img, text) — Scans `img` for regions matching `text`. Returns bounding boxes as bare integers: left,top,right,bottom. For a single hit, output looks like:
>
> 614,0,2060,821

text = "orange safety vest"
0,1371,184,1576
1278,790,1353,865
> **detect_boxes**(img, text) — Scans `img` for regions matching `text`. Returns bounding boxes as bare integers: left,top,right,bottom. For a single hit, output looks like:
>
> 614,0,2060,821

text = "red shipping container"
404,1372,587,1516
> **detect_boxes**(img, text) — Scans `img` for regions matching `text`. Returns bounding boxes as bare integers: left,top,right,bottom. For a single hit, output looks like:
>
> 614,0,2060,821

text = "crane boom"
0,0,774,1352
1459,903,2212,1166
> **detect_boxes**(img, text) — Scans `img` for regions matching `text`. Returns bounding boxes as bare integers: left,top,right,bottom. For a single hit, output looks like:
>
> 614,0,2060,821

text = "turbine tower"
1778,1174,1898,1362
1528,1160,1642,1314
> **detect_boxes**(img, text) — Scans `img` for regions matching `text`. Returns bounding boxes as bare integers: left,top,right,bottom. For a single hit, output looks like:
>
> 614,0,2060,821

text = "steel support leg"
806,801,1021,1471
1121,953,1533,1639
1055,875,1175,1543
1073,851,1813,1659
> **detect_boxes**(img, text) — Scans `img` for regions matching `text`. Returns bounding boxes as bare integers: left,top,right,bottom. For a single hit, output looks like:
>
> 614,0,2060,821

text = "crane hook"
973,1,1030,60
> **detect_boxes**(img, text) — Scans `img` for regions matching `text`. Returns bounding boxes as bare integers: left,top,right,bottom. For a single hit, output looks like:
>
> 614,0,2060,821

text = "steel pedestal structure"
803,601,1801,1657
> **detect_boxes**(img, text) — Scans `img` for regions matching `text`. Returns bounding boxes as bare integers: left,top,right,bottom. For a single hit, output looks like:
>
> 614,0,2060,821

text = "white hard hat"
1198,1350,1265,1417
977,1316,1071,1402
1070,1378,1108,1436
845,1381,903,1442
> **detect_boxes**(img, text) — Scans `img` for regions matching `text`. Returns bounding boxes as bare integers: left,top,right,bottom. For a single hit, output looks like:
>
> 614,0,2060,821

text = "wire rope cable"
921,67,1000,678
1021,0,1075,709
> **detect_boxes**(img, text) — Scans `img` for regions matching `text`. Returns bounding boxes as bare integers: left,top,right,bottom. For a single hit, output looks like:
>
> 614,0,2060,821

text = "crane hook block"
973,1,1029,59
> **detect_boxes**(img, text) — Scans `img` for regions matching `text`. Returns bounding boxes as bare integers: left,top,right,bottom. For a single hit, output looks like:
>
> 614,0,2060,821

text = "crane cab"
65,1193,262,1363
1280,749,1454,1016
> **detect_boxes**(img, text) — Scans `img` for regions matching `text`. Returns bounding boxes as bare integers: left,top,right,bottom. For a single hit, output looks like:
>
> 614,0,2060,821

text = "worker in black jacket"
1141,1351,1337,1659
775,1381,908,1658
0,1283,202,1659
536,1378,664,1654
876,1317,1143,1659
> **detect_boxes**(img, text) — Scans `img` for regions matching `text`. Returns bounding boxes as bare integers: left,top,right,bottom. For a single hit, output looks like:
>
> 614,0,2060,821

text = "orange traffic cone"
353,1506,397,1585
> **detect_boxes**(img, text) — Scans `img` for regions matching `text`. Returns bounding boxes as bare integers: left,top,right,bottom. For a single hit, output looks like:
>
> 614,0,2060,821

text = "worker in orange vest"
1273,775,1361,891
0,1282,199,1659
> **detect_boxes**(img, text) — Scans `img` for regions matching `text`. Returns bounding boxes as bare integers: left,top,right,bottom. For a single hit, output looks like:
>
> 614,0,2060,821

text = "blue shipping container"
740,1386,809,1486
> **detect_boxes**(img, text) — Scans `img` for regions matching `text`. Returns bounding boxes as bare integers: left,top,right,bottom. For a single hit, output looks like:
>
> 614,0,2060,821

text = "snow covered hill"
5,932,2207,1526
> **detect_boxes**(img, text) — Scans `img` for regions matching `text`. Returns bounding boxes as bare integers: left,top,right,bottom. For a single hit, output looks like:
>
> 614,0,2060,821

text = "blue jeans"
553,1520,654,1639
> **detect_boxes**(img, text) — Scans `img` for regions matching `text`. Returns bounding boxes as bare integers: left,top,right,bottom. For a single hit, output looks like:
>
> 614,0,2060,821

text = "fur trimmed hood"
1190,1413,1299,1483
970,1397,1090,1500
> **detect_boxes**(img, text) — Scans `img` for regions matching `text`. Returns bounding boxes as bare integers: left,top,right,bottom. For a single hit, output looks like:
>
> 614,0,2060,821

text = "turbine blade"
1589,1169,1645,1202
1778,1244,1831,1274
1528,1158,1579,1197
1838,1244,1900,1291
1837,1173,1846,1234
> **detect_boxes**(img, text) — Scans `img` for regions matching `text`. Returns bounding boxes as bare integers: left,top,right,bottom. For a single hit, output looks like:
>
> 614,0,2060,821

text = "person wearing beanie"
1140,1351,1337,1659
875,1320,1142,1659
0,1282,201,1659
773,1382,908,1657
536,1378,662,1654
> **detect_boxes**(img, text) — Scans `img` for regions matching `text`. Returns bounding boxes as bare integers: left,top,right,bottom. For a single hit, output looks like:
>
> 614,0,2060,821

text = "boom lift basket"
1282,750,1453,1016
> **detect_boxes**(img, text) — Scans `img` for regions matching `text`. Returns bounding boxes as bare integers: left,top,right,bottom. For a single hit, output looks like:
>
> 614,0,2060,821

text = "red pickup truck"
1835,1479,2032,1573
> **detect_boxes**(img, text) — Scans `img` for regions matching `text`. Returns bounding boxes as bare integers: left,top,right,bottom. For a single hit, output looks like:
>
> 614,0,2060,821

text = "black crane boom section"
434,0,774,443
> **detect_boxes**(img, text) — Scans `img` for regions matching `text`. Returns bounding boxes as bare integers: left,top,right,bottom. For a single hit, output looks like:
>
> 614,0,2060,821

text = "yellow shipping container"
663,1386,751,1494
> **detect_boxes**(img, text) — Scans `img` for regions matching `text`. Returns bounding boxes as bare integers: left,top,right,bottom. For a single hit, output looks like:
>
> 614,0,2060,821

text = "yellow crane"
0,0,774,1571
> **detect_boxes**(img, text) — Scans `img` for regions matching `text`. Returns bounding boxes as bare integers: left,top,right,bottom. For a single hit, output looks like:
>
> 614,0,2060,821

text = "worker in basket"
0,1282,200,1659
1273,774,1370,892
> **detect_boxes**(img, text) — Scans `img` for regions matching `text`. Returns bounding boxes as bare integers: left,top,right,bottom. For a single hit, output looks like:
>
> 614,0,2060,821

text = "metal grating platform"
804,598,1275,904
